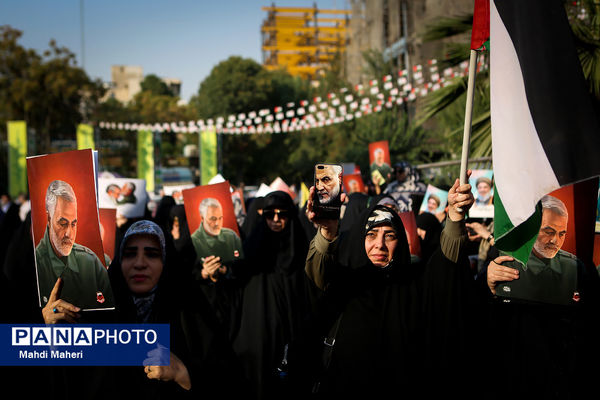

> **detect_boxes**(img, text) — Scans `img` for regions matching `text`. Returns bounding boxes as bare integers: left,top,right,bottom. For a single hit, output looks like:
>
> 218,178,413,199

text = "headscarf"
119,220,166,264
415,212,442,265
110,220,173,323
243,191,307,275
338,204,411,271
153,195,176,234
241,196,265,240
339,192,369,234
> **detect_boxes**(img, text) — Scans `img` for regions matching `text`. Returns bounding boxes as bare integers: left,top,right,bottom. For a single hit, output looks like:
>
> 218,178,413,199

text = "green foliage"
189,56,311,185
0,25,104,154
567,0,600,101
140,74,173,97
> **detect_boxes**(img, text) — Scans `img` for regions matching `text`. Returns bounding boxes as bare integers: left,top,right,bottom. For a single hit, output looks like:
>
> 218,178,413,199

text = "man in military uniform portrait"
191,197,243,282
35,180,114,310
370,148,393,185
487,195,586,305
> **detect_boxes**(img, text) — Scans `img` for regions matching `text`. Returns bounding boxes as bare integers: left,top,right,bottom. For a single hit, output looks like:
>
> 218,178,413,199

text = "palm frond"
421,14,474,42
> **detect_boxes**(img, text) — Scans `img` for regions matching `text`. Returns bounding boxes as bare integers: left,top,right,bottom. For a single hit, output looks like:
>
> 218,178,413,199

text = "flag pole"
460,49,479,185
456,49,479,212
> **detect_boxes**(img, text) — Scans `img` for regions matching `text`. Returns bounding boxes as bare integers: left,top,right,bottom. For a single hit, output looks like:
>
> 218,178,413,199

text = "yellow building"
261,5,351,80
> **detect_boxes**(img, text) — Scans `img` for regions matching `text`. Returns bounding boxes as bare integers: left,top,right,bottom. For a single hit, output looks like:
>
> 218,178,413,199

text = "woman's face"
263,208,289,232
364,223,399,267
121,235,163,295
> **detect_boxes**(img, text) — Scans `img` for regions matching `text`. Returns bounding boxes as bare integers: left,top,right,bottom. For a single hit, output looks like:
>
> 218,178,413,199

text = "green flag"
137,129,155,192
200,128,217,185
7,121,27,197
76,123,95,150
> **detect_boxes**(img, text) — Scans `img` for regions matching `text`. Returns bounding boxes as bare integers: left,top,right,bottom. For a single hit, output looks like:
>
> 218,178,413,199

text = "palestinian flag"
491,0,600,265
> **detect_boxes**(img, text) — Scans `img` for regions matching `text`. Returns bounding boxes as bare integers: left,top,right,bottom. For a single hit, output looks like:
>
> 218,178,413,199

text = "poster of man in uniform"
182,181,243,282
27,149,115,311
343,173,366,194
468,169,494,218
368,140,393,186
98,178,148,218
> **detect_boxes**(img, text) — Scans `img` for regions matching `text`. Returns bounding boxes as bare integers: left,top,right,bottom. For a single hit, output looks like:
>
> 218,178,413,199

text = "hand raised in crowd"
144,351,191,390
42,277,81,324
201,255,225,282
306,186,347,241
447,170,475,221
486,255,519,295
466,221,492,243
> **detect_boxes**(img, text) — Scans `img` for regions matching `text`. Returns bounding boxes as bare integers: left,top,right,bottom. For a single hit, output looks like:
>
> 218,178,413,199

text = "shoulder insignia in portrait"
96,291,105,304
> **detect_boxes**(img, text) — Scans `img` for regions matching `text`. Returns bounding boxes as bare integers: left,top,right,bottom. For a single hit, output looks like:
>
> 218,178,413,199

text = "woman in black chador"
108,220,243,399
230,191,310,400
291,178,482,399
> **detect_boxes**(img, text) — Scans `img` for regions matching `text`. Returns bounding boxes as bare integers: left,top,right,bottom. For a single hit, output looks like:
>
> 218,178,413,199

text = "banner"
137,129,155,192
76,123,95,150
200,128,217,185
7,121,27,198
1,324,170,366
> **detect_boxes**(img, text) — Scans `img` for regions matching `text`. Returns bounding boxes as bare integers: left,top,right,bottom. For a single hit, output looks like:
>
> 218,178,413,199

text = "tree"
0,25,103,156
140,74,173,97
190,56,310,185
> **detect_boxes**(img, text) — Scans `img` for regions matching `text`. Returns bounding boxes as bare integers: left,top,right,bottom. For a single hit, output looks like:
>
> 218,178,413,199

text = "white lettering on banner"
12,327,161,346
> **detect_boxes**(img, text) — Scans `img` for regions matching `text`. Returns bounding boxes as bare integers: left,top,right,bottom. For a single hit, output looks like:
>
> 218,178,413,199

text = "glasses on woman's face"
263,209,290,220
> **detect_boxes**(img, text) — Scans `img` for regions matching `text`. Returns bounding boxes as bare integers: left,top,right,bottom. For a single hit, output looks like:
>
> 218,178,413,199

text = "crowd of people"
0,162,599,400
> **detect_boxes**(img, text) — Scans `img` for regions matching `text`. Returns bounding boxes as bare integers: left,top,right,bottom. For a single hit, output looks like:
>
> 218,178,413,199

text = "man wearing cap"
35,180,114,311
191,197,243,282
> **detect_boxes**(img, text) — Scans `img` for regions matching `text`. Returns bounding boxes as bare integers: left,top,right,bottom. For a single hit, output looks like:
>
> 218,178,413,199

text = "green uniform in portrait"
35,226,115,310
370,161,393,184
495,249,581,306
191,223,243,278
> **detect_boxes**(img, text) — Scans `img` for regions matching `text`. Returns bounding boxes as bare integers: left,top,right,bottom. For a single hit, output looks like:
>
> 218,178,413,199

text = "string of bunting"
97,56,488,135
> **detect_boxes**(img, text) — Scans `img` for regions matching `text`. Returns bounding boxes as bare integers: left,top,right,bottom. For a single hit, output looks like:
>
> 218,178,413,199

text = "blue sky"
0,0,349,102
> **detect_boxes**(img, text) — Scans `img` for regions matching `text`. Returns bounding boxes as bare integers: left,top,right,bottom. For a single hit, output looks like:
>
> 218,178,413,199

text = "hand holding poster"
27,149,114,311
182,181,243,282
